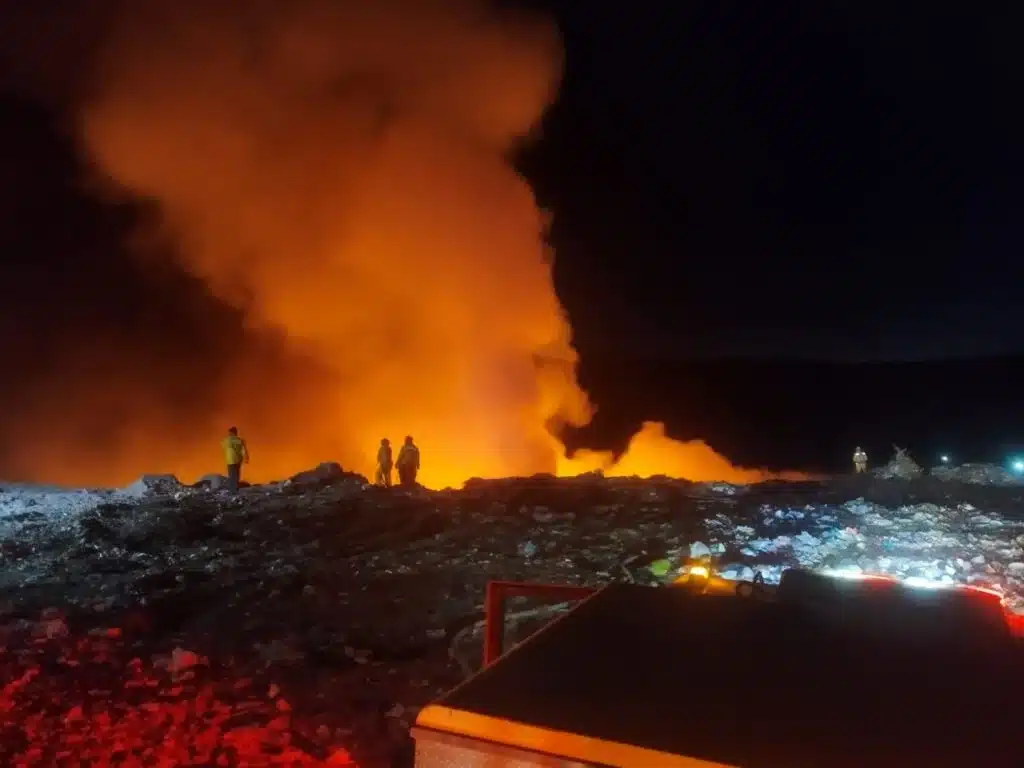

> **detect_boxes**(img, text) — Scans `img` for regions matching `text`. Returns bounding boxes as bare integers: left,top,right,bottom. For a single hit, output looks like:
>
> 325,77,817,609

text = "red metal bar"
482,581,505,668
482,581,598,667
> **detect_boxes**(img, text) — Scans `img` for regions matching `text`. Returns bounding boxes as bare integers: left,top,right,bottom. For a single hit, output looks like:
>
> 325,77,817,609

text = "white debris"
689,541,712,558
121,474,185,498
705,483,741,496
718,565,756,581
696,497,1024,612
842,498,875,516
0,484,122,537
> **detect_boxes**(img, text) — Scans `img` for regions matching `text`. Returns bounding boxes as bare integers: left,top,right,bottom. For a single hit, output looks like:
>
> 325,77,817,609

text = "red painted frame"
482,580,598,667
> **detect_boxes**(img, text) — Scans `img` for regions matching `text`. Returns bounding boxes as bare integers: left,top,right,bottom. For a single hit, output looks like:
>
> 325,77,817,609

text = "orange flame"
21,0,797,489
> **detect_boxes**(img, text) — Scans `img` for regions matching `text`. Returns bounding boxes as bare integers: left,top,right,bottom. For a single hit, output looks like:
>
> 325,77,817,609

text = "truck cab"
413,568,1023,767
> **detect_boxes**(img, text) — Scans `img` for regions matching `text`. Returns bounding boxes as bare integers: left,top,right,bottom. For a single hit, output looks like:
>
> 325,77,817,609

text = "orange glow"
558,421,808,484
416,705,737,767
8,0,803,490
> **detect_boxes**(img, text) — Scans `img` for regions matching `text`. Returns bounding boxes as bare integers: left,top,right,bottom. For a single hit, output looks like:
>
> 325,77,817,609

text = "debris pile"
122,474,187,499
0,617,356,766
872,445,924,480
1,468,1023,764
931,462,1024,486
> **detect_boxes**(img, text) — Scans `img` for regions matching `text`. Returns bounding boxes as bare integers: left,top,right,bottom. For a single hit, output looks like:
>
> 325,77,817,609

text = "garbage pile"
872,445,924,480
1,467,1023,765
931,462,1024,486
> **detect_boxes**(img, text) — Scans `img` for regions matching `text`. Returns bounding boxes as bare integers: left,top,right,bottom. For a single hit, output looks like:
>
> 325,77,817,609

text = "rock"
718,564,756,581
343,646,371,664
194,474,229,491
518,541,538,558
689,541,711,558
531,508,555,523
39,616,68,639
2,469,1024,762
169,647,202,673
121,474,184,498
706,483,740,495
286,462,356,488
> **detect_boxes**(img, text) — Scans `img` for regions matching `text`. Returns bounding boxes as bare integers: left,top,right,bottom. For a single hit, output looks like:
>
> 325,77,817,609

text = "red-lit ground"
0,623,360,767
2,470,1021,765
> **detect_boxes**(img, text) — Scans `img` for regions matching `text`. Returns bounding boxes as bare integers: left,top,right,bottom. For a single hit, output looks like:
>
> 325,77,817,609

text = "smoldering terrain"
1,457,1023,766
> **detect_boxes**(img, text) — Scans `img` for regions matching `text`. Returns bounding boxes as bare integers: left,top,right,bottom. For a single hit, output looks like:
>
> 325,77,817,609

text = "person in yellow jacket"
375,438,393,487
396,435,420,487
853,446,868,474
221,426,250,492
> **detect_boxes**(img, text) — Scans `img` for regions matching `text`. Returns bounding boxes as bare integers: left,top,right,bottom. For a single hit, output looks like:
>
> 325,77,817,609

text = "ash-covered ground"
2,462,1024,766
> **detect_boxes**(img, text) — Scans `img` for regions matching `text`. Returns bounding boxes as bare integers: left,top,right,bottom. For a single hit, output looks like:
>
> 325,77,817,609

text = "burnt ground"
1,470,1023,766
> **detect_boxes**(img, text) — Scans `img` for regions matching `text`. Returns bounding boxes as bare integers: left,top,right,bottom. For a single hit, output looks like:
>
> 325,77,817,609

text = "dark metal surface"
439,584,1024,767
483,581,598,666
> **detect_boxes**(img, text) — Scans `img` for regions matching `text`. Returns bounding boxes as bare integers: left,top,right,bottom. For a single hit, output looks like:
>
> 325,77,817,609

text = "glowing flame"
10,0,803,489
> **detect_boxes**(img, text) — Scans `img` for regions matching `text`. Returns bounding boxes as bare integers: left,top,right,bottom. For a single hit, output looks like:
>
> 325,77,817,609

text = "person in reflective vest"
853,446,868,474
221,427,250,491
396,436,420,487
375,438,393,487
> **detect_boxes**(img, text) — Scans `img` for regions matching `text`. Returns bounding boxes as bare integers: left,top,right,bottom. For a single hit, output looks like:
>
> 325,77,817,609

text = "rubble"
931,462,1024,486
195,473,230,492
0,468,1022,765
872,445,924,480
285,462,357,489
122,474,185,498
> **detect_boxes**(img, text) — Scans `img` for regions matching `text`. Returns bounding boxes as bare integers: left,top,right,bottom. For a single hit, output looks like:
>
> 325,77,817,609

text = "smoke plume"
6,0,787,487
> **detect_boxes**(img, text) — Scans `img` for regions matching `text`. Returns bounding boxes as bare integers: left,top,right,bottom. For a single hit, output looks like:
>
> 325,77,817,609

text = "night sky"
2,1,1024,483
527,0,1024,362
3,1,1021,366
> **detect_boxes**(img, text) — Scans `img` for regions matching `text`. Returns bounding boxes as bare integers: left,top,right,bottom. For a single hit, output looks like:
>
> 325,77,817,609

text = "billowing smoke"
5,0,788,487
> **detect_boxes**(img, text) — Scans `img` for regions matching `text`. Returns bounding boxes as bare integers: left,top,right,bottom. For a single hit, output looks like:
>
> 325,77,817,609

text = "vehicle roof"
434,583,1024,767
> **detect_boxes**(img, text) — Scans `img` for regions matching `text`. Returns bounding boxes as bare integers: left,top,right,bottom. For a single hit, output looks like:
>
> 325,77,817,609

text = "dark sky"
2,1,1023,366
1,0,1023,482
526,0,1024,361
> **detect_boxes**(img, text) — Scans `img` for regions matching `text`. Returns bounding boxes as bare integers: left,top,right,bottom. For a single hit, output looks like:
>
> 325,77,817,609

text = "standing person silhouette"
396,436,420,487
221,427,250,492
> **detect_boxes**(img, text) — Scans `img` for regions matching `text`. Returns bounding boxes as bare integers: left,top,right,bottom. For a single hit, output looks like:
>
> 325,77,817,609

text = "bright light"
821,568,869,580
903,576,948,590
688,566,710,579
820,569,895,583
1015,460,1024,473
940,455,949,463
821,568,861,580
817,571,1010,608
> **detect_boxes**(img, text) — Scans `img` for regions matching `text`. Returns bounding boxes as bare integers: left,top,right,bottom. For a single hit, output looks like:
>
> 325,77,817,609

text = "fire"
11,0,796,489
